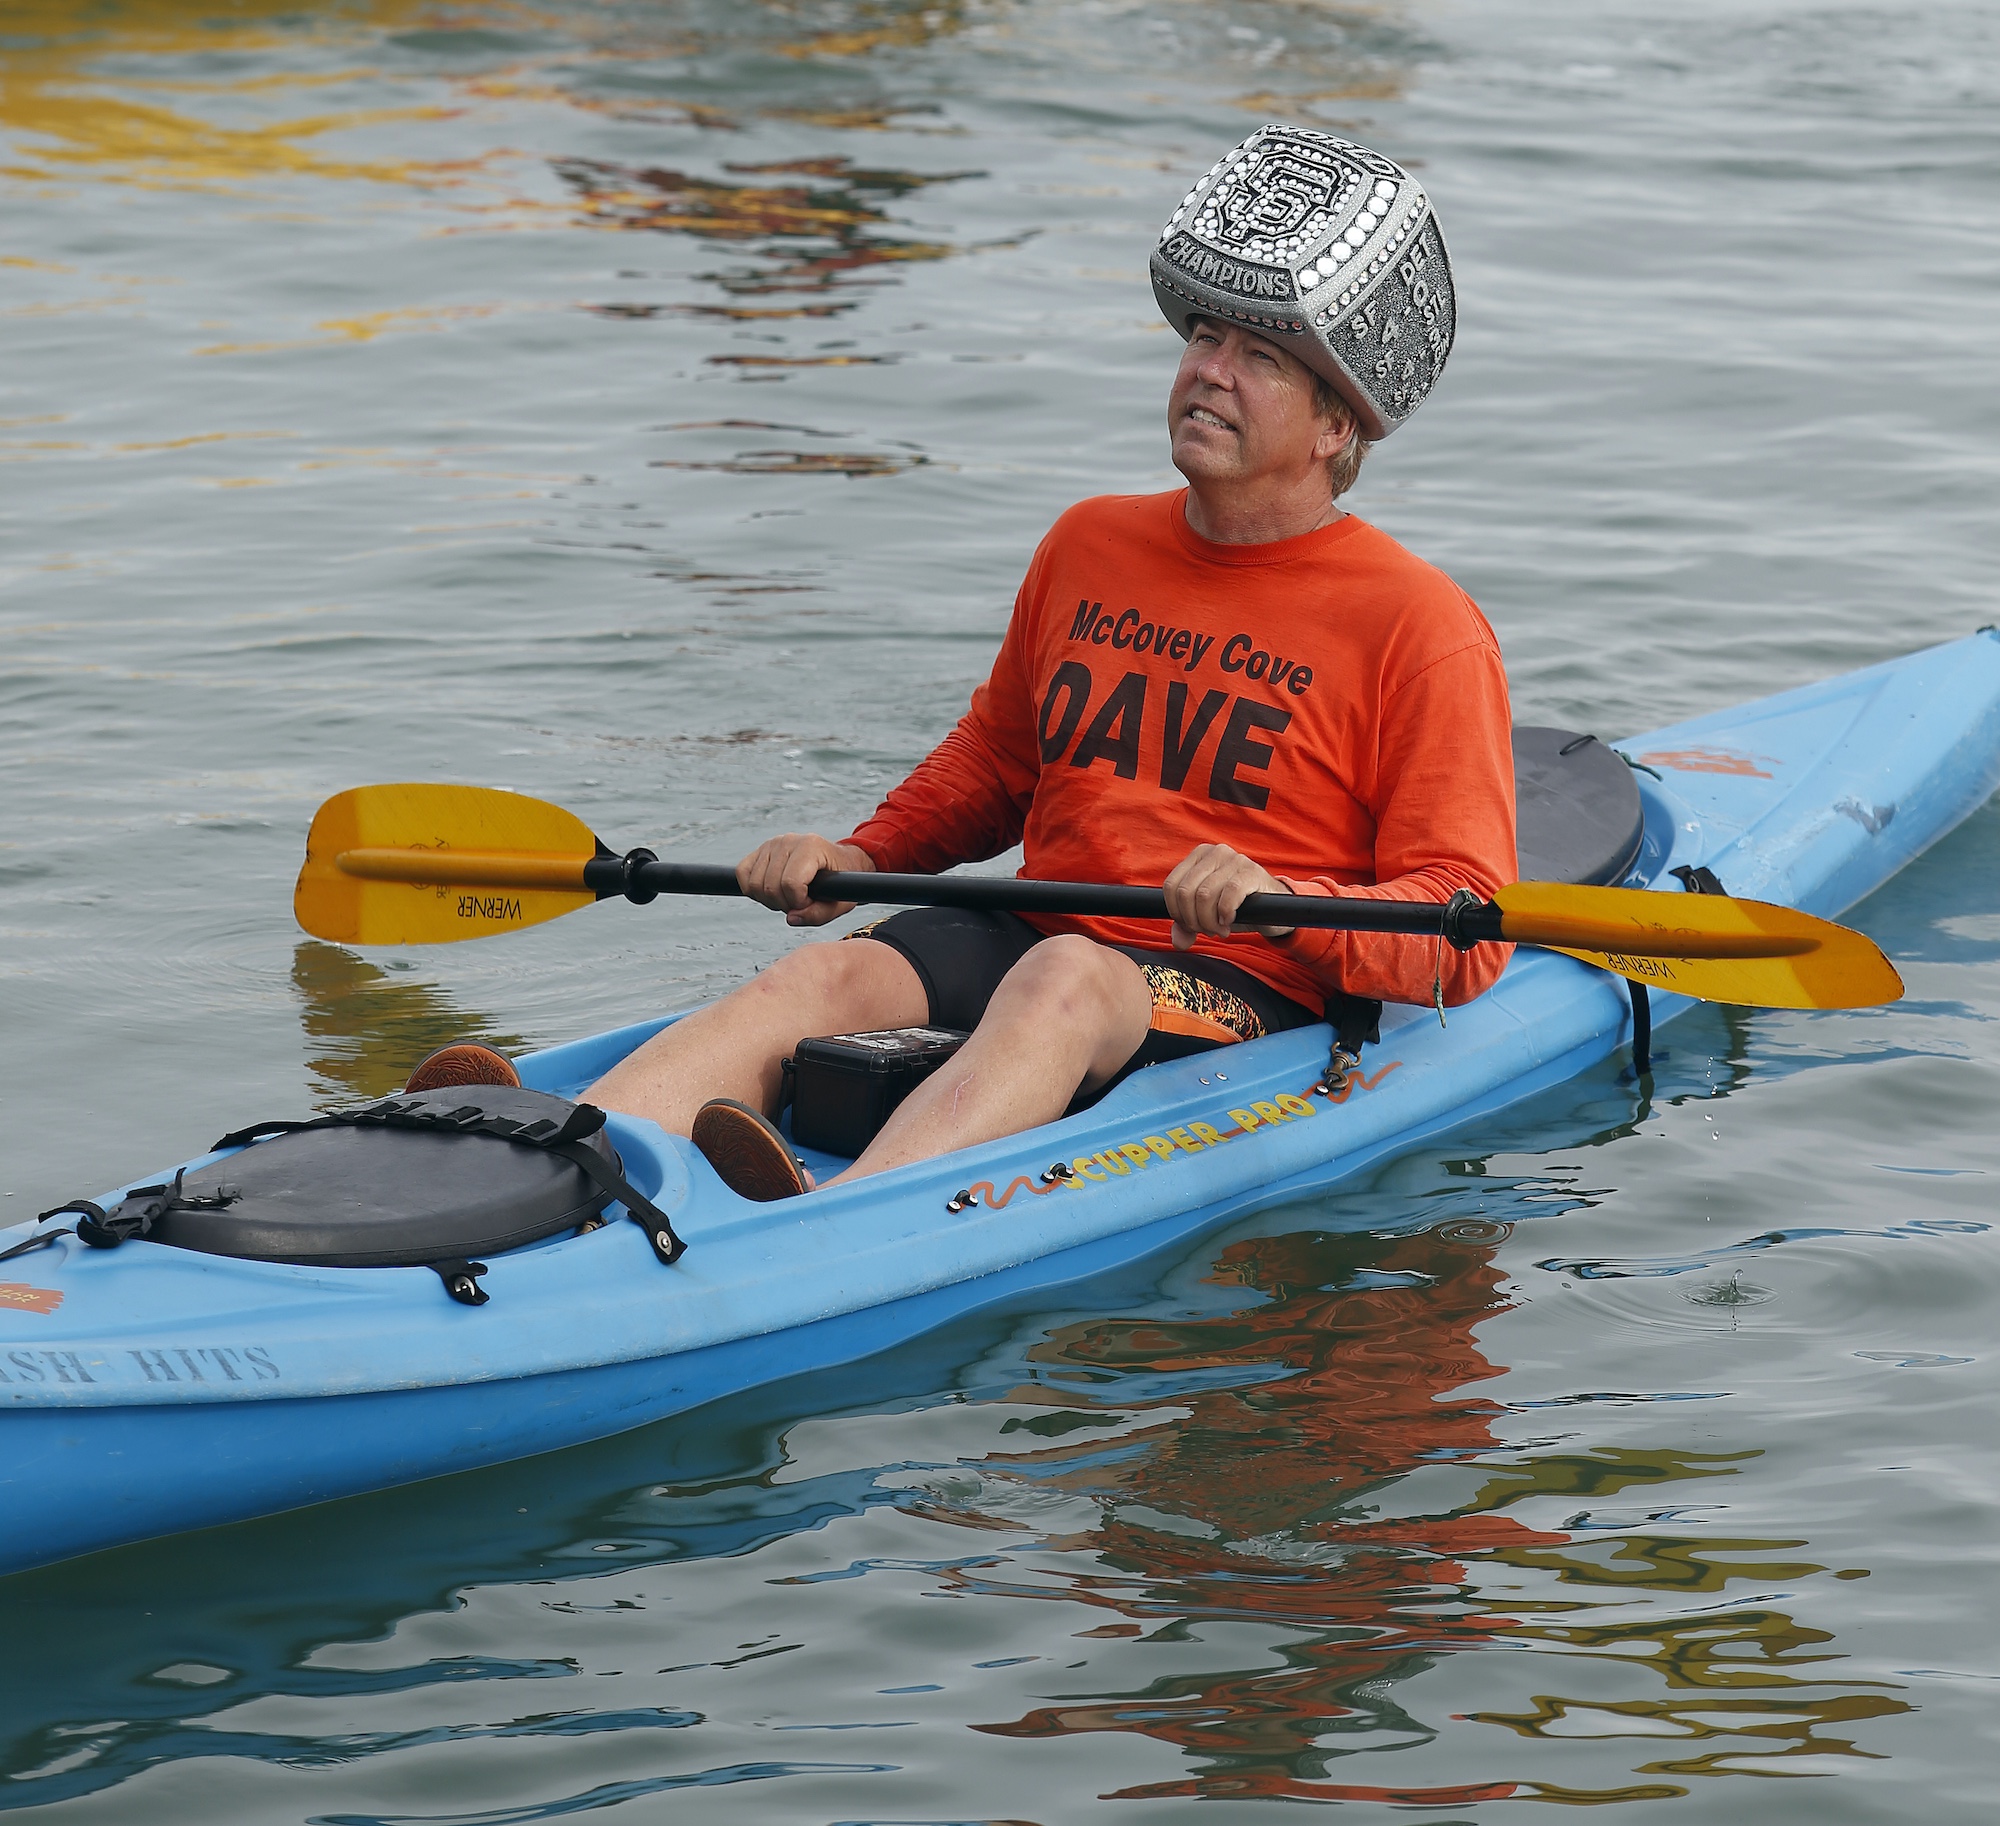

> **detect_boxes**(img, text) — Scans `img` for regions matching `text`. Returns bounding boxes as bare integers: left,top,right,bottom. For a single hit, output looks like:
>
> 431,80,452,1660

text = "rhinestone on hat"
1151,123,1455,438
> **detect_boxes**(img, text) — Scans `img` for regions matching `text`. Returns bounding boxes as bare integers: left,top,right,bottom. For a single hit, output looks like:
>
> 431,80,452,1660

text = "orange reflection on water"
554,154,967,294
960,1225,1556,1800
1025,1226,1523,1528
949,1222,1906,1801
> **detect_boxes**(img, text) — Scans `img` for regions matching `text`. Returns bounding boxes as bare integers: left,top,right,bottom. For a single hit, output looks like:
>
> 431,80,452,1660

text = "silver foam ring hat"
1150,126,1455,441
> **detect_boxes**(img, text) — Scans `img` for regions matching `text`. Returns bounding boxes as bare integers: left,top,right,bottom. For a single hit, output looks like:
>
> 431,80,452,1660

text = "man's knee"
752,940,852,994
997,934,1145,1025
748,936,921,1022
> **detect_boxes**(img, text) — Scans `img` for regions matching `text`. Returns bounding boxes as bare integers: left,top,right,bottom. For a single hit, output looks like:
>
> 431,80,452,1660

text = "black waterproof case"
783,1026,969,1156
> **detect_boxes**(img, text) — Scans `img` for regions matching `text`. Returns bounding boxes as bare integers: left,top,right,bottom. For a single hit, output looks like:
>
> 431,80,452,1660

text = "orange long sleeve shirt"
845,490,1516,1014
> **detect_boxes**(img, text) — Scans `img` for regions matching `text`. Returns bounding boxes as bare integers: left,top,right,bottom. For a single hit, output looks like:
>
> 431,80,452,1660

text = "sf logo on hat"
1219,149,1340,247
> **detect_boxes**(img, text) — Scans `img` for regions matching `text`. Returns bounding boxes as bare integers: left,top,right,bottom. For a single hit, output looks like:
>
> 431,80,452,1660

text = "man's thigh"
849,910,1315,1100
847,907,1048,1031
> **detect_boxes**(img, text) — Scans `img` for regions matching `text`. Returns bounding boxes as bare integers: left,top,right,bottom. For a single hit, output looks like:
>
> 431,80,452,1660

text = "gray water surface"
3,1,1998,1819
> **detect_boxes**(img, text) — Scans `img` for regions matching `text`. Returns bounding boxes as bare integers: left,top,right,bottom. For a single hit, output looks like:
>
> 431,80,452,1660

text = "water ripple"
311,1762,898,1826
4,0,1999,1819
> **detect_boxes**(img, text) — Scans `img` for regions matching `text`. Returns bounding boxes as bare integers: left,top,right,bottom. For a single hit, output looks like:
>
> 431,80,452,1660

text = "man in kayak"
415,125,1516,1200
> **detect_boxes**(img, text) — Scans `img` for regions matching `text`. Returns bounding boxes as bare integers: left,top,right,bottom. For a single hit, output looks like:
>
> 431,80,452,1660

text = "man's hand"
1162,843,1294,950
737,834,877,927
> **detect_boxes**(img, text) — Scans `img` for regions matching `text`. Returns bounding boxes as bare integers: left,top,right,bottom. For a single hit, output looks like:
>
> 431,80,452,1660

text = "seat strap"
1314,993,1383,1097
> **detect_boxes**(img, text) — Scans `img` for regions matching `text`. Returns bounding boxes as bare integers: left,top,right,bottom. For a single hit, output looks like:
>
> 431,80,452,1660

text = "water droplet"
1683,1270,1774,1308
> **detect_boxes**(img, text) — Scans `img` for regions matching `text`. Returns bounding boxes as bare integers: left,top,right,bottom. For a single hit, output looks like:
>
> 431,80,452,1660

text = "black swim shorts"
849,905,1363,1096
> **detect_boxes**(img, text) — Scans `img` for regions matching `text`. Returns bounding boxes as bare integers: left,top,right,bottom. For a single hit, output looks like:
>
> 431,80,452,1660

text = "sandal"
690,1099,812,1202
404,1042,521,1095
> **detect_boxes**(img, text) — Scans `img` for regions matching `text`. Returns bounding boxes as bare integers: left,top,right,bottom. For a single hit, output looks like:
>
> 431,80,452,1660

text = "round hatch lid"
1513,726,1644,888
128,1086,618,1268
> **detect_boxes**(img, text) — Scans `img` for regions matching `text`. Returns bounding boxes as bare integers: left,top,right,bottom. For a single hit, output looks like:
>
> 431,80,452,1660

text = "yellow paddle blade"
296,784,598,946
1494,881,1903,1009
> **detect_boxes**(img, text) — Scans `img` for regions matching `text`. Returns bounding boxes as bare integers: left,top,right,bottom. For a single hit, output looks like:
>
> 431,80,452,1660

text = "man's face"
1168,318,1344,491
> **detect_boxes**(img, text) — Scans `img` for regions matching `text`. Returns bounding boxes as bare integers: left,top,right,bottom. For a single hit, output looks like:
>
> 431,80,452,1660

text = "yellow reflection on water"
0,0,458,189
1233,77,1405,114
0,0,976,197
775,0,966,61
1,0,985,302
195,302,516,357
290,940,523,1107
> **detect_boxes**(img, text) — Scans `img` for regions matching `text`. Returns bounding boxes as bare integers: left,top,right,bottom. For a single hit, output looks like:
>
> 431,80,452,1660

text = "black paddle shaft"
584,855,1507,946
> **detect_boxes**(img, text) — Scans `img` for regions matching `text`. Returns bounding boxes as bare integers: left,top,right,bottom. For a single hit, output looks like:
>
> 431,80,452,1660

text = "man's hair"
1311,372,1372,499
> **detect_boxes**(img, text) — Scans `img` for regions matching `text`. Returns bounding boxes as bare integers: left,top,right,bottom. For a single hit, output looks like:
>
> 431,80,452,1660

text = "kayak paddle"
294,783,1903,1011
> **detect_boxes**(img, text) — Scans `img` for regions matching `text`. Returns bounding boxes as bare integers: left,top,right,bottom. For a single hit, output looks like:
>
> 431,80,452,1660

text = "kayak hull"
5,1002,1631,1572
6,630,1999,1578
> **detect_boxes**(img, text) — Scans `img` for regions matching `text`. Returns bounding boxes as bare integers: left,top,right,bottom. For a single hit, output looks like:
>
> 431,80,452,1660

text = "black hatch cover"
133,1086,618,1267
1513,726,1644,888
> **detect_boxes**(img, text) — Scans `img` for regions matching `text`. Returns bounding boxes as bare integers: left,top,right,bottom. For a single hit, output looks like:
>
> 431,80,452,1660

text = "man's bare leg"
826,935,1151,1185
589,938,928,1137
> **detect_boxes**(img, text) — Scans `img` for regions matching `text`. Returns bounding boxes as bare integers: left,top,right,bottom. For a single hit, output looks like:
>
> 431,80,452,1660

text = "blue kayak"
5,630,1998,1580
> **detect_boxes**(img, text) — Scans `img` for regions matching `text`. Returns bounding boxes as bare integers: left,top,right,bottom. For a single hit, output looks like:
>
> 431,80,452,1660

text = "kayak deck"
3,630,1998,1576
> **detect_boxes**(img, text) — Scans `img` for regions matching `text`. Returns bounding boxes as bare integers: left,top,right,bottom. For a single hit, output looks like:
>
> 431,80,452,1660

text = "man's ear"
1313,410,1356,465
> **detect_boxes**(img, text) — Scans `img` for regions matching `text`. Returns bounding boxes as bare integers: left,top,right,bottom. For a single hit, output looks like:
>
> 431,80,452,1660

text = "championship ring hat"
1150,125,1455,440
